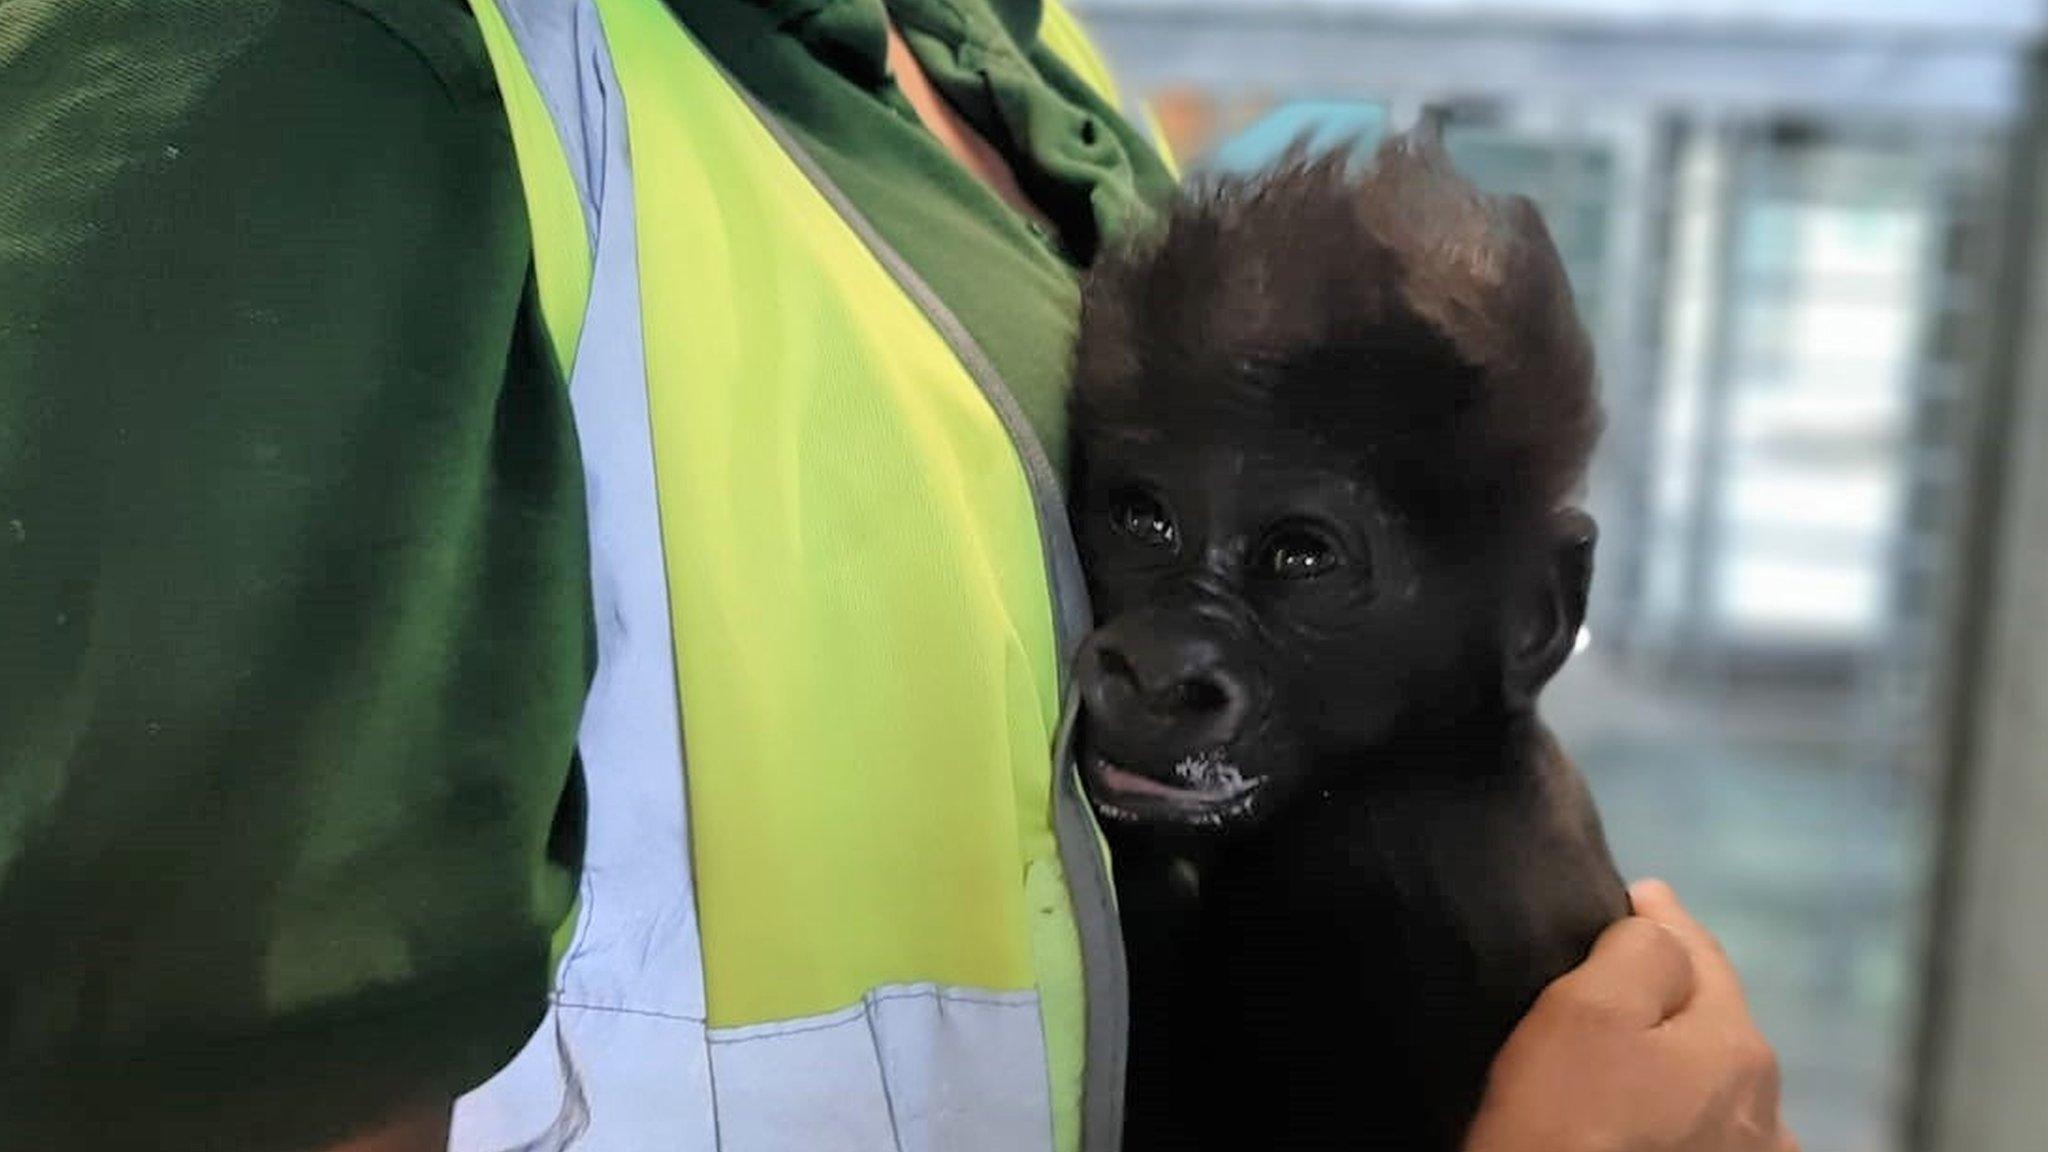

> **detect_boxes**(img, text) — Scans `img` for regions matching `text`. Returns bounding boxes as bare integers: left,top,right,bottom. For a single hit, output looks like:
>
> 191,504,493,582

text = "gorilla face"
1067,142,1602,839
1074,419,1494,835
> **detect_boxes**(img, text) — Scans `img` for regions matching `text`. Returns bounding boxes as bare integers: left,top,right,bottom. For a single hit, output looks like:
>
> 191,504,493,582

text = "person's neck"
884,21,1056,233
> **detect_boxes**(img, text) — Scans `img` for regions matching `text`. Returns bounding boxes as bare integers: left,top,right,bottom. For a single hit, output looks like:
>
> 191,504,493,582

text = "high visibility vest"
448,3,1134,1150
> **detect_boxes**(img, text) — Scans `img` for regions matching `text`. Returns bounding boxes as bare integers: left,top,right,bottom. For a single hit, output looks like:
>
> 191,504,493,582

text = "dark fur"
1074,138,1601,557
1069,134,1628,1151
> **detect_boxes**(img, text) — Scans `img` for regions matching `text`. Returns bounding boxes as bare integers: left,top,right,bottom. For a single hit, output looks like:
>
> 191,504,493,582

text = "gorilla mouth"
1087,750,1266,827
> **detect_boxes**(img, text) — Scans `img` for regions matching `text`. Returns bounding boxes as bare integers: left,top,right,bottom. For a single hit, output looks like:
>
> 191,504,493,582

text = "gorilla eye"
1259,526,1344,581
1110,490,1178,550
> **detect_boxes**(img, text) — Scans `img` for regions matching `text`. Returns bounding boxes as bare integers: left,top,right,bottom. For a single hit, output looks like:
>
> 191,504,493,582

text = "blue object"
1204,100,1389,174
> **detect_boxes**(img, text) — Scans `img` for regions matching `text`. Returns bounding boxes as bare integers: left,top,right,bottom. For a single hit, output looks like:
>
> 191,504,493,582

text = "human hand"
1461,879,1797,1152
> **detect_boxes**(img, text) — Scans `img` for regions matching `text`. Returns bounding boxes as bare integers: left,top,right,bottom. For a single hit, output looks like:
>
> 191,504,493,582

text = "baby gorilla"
1069,133,1630,1151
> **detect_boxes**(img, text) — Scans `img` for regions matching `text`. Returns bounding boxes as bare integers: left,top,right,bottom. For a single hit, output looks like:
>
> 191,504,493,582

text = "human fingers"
1635,879,1794,1152
1543,913,1697,1028
1630,878,1747,1009
1628,879,1714,951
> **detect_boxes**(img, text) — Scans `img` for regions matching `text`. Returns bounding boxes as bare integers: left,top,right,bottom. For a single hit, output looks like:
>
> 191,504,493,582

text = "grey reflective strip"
710,984,1054,1152
454,5,722,1149
490,0,604,245
1049,694,1123,1152
734,91,1127,1152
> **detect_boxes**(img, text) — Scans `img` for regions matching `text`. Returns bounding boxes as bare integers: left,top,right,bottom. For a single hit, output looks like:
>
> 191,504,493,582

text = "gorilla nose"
1078,621,1254,764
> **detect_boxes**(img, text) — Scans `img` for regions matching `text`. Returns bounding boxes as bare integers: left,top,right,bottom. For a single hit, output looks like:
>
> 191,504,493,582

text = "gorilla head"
1070,132,1603,834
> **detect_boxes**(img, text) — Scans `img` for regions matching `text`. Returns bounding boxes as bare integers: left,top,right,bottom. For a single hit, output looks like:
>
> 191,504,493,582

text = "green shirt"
0,1,1169,1148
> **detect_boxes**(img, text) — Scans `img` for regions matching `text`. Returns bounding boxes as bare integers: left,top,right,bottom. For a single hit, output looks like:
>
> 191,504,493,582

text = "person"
0,2,1796,1151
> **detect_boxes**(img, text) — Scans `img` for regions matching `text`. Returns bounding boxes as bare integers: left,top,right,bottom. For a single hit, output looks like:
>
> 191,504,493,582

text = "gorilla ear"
1501,509,1597,710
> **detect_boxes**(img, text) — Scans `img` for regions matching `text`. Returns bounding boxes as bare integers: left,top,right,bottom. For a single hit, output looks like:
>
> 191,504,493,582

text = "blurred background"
1075,3,2048,1150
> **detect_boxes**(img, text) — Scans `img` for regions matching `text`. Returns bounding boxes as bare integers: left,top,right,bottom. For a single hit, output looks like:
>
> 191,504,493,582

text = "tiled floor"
1547,649,1935,1152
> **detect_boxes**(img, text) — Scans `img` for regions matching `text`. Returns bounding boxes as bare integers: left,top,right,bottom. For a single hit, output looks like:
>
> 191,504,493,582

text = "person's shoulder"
4,0,497,109
2,0,519,269
319,0,494,97
314,0,498,105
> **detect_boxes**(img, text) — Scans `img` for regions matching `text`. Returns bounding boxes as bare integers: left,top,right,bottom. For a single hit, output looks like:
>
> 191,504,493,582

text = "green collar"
740,0,1048,77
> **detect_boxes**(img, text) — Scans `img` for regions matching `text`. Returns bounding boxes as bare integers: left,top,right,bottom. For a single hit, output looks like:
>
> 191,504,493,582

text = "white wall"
1076,0,2034,120
1075,0,2044,40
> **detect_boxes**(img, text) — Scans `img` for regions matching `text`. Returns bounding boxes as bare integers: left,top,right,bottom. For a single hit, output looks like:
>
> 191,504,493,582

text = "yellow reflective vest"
451,3,1139,1150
